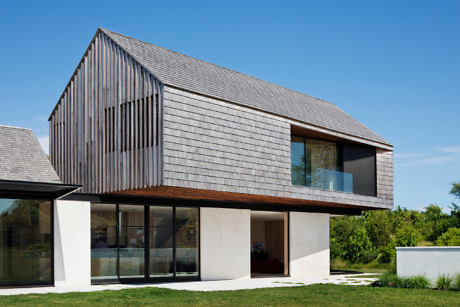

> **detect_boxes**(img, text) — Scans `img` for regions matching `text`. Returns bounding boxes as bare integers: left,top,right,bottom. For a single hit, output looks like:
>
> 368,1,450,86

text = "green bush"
436,274,453,290
435,227,460,246
454,274,460,289
403,276,430,289
378,240,396,264
379,274,405,288
344,226,376,263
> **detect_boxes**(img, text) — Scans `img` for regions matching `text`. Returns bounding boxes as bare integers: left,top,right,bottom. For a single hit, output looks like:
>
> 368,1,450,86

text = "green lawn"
0,284,459,306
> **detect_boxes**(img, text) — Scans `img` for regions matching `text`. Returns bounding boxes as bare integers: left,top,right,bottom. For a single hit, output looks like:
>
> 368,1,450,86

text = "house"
0,125,79,287
45,28,393,286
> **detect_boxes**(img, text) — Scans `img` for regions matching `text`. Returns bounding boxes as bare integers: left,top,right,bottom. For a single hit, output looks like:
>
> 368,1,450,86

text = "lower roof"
0,179,80,199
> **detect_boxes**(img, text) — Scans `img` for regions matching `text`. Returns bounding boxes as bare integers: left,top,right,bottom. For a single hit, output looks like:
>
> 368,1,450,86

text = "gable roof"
100,28,391,147
0,125,61,183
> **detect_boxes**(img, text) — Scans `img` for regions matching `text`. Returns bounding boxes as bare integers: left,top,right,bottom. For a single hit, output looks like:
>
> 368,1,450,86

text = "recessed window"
291,136,353,193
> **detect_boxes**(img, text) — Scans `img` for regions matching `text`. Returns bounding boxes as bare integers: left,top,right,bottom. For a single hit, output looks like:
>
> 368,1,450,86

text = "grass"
331,257,391,274
437,274,453,290
0,284,459,306
345,275,382,279
378,274,431,289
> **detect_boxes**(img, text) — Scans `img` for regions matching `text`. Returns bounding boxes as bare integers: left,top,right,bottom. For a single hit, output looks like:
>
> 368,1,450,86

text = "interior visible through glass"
175,207,199,277
119,205,145,279
91,203,117,280
149,207,173,278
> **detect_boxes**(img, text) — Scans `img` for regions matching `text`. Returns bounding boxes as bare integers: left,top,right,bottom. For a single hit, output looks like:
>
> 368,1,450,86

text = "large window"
291,136,352,193
91,204,199,283
0,198,52,286
291,135,377,196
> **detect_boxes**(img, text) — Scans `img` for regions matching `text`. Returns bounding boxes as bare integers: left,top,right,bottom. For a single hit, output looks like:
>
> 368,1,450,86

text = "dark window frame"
90,203,200,284
291,134,377,196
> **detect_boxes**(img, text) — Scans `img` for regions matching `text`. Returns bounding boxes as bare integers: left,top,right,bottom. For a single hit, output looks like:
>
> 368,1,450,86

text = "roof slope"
0,126,60,183
101,28,390,146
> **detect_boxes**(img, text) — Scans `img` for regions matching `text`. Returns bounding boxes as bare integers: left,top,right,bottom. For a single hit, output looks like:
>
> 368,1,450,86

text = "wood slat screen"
49,31,163,193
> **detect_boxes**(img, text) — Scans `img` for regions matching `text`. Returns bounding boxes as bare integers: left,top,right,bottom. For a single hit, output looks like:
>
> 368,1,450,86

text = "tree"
363,210,392,248
450,182,460,199
396,224,420,247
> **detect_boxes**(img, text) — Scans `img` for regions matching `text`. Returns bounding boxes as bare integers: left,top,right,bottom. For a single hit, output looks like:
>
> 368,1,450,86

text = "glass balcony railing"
308,168,353,193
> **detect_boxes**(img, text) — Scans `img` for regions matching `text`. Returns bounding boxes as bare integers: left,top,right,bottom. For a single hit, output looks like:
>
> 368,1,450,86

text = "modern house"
0,126,78,287
47,28,393,286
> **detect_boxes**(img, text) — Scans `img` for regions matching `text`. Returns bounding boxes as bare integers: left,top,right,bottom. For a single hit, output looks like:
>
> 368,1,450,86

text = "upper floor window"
291,136,352,193
291,135,377,196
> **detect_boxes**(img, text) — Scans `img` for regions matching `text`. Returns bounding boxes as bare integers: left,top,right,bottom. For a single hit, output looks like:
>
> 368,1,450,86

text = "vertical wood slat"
49,30,162,193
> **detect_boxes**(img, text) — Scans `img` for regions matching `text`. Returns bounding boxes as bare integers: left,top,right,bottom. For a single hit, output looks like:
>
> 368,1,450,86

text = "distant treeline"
331,182,460,265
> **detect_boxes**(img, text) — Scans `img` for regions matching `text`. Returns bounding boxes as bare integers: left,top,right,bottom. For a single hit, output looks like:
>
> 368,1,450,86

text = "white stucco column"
54,200,91,286
289,212,330,278
200,207,251,280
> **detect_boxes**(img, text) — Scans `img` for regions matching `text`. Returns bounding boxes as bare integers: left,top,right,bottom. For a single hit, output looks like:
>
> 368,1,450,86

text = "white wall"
200,208,250,280
289,212,330,278
54,200,91,286
397,247,460,285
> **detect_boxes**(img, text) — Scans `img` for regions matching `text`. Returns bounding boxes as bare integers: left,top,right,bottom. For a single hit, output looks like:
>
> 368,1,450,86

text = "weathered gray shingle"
0,126,60,183
101,28,391,146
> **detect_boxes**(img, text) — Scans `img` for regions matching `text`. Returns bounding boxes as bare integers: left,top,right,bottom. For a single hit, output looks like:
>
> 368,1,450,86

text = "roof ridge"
0,124,32,131
100,28,336,107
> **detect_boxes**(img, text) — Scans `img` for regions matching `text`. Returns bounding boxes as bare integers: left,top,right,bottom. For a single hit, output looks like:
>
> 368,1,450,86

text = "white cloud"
439,145,460,154
36,116,48,123
398,155,454,167
38,135,49,155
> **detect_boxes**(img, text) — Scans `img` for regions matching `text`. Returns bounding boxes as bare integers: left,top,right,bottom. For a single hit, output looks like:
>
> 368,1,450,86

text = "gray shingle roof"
101,28,391,146
0,126,60,183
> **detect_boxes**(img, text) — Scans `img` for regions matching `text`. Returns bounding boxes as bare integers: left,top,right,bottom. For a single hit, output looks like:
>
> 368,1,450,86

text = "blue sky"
0,1,459,211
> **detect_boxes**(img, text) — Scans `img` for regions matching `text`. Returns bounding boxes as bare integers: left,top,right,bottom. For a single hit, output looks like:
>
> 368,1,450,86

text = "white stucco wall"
200,208,250,280
289,212,330,278
54,200,91,286
397,247,460,285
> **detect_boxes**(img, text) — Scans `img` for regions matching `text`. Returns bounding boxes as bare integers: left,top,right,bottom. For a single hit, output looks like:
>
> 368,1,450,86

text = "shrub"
378,274,405,288
403,276,430,289
344,226,376,263
379,240,396,264
455,274,460,289
435,227,460,246
436,274,453,290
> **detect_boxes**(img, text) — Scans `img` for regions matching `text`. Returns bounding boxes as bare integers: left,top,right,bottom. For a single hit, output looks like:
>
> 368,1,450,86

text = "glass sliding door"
90,203,117,280
119,205,145,279
175,207,199,277
149,207,173,278
0,199,52,286
90,203,199,283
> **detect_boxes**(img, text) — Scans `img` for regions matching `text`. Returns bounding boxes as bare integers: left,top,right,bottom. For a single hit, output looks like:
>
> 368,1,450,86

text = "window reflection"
0,199,51,285
175,207,199,277
149,207,173,278
291,136,353,193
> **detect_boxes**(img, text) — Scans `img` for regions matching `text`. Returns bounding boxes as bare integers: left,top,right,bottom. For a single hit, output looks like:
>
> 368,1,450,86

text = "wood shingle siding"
376,149,394,200
48,28,393,210
162,86,393,209
49,31,162,193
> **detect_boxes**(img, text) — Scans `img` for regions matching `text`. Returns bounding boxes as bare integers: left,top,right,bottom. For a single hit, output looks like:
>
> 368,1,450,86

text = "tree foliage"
331,183,460,266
